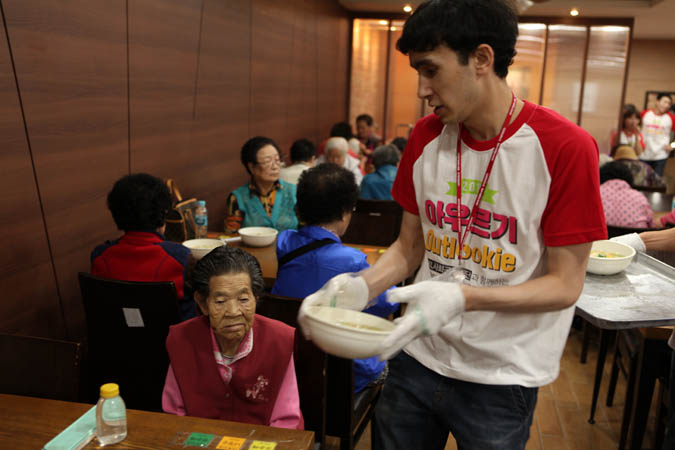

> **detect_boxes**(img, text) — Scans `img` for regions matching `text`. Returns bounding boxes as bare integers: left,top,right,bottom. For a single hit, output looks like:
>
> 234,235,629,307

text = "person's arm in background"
269,353,304,430
224,192,244,234
641,228,675,251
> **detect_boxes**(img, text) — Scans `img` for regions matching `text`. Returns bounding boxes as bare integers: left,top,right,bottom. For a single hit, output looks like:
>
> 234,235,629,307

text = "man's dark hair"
600,161,634,186
290,138,317,164
296,163,359,225
372,145,401,169
330,122,353,140
391,137,408,153
107,173,171,232
241,136,280,176
356,114,373,126
656,92,672,101
397,0,518,78
191,246,264,299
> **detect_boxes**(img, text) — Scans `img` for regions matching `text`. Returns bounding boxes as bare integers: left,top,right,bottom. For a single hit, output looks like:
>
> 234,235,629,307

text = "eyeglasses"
256,157,281,168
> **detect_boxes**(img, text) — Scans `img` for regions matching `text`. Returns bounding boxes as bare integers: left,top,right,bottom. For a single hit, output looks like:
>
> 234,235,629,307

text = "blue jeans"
643,158,668,177
372,352,538,450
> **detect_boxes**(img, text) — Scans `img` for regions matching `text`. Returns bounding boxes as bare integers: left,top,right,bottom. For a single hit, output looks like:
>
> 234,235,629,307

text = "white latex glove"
297,273,369,339
610,233,646,253
379,281,465,361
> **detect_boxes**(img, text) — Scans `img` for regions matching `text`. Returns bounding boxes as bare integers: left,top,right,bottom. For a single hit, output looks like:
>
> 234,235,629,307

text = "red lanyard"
456,93,517,260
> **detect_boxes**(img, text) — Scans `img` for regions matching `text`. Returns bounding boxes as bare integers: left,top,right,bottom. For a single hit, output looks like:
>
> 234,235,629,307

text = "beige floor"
325,327,662,450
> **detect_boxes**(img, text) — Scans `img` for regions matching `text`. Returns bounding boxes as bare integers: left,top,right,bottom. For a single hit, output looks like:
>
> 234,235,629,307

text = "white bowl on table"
586,240,636,275
238,227,278,247
182,238,225,260
301,306,395,359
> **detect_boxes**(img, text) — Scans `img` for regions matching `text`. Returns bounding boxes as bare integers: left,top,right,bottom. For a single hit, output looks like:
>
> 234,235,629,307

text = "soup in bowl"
182,238,225,260
586,240,635,275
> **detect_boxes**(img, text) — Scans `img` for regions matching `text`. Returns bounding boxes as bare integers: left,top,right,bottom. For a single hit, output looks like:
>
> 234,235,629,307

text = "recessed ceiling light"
403,4,413,13
570,8,579,16
379,20,388,25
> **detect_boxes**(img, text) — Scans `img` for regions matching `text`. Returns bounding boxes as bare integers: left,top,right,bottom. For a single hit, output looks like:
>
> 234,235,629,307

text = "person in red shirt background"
91,173,196,321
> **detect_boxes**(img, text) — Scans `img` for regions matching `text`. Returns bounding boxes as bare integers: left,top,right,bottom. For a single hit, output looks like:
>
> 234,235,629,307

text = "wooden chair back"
77,272,179,411
0,333,81,401
342,199,403,246
257,293,326,448
257,293,380,450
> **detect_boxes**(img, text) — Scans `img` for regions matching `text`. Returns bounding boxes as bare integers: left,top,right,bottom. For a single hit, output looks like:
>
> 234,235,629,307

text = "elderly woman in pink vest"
162,246,304,429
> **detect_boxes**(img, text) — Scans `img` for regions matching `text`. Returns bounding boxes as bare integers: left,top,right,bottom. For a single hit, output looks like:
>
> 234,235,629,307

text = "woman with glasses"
224,136,298,234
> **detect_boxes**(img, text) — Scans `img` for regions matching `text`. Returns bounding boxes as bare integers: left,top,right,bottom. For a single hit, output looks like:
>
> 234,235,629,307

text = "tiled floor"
326,326,662,450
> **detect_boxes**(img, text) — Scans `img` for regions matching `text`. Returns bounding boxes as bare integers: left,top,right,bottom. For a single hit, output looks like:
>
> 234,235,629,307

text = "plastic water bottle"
195,200,208,238
96,383,127,446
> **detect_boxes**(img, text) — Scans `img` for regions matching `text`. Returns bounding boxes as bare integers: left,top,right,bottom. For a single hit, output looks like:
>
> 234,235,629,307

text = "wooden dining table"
1,393,313,449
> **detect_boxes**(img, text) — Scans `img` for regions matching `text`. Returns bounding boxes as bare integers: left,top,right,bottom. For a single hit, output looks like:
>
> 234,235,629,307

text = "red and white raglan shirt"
640,109,675,161
392,100,607,387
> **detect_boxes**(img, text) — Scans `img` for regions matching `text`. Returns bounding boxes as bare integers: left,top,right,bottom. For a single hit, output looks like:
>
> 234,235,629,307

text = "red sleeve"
641,109,649,119
668,112,675,124
531,113,607,246
391,115,444,215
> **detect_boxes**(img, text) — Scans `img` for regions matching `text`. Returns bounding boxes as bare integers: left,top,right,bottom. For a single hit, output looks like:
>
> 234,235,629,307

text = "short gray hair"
325,137,348,156
372,144,400,169
191,246,264,299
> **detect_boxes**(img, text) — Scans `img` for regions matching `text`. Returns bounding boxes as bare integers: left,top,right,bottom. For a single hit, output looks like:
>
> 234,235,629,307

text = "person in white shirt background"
279,138,316,185
640,93,675,176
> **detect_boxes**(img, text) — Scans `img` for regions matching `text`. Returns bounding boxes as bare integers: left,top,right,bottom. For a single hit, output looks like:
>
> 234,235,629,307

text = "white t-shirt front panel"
392,101,606,387
641,110,674,161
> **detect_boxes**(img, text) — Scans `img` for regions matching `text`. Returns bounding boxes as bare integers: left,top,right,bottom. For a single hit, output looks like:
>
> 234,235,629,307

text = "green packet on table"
43,405,96,450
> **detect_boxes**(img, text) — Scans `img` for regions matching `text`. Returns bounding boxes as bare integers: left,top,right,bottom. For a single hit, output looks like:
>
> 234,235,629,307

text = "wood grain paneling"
190,0,251,232
3,0,128,340
0,8,63,338
250,0,296,153
315,1,350,146
284,0,319,156
128,0,202,176
624,39,675,110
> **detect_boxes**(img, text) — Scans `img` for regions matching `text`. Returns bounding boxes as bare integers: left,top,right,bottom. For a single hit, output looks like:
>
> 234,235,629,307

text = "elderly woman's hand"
297,273,370,339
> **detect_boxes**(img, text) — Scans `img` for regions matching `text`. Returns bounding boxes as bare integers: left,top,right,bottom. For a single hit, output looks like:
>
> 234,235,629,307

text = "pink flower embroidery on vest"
246,375,269,401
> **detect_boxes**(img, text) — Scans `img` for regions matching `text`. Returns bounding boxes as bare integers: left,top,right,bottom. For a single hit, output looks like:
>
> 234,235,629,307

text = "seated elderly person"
225,136,298,234
272,163,398,393
279,138,316,185
316,137,363,185
162,246,303,429
91,173,195,321
613,144,664,188
600,161,656,228
360,144,400,200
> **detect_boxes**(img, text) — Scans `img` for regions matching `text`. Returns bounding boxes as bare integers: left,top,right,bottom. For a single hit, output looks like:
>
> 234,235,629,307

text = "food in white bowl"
586,240,636,275
238,227,278,247
301,306,395,359
182,238,225,260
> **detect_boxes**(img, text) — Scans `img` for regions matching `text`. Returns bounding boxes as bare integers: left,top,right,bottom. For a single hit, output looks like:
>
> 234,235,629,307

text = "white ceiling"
338,0,675,39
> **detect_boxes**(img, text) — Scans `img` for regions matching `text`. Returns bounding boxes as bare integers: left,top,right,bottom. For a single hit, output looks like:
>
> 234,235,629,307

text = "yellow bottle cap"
100,383,120,398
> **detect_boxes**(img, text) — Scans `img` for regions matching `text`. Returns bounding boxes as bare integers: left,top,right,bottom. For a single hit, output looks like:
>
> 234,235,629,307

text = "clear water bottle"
195,200,208,238
96,383,127,446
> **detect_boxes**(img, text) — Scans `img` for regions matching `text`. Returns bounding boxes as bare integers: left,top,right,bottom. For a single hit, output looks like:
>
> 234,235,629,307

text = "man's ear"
472,43,495,76
194,291,209,316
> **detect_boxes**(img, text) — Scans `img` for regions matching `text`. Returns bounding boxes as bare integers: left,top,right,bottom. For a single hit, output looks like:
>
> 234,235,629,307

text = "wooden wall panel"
284,0,320,158
3,0,128,340
0,9,64,338
624,39,675,110
190,0,251,232
128,0,202,180
315,1,350,145
250,0,296,152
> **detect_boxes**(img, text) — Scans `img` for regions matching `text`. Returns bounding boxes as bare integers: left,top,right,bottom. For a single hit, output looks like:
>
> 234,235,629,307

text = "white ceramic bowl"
586,240,636,275
302,306,395,359
182,238,225,260
238,227,278,247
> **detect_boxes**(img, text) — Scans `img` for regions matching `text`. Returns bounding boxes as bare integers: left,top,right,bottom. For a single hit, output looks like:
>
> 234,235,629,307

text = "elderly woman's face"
250,144,281,184
326,148,346,167
197,272,256,350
